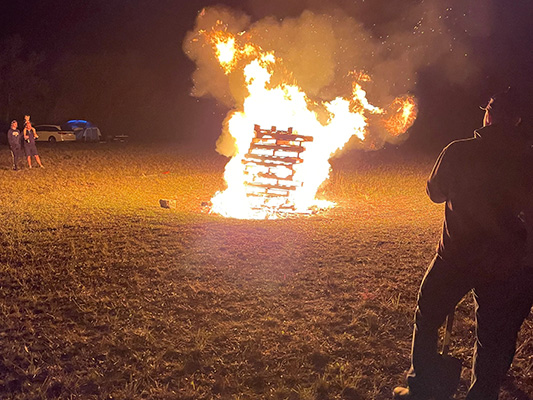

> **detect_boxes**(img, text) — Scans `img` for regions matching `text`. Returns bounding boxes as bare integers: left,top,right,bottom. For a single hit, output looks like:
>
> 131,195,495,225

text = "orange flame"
383,96,418,136
202,28,260,75
198,23,418,219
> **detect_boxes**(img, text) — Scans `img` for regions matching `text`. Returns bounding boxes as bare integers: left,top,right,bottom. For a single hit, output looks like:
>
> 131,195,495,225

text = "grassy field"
0,142,531,400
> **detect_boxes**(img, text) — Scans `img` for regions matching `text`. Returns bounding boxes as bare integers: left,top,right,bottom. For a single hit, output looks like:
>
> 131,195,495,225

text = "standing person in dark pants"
393,90,533,400
22,121,44,168
7,120,23,170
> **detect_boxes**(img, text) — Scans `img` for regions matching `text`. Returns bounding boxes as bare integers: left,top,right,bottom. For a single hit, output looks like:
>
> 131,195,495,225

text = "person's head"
481,88,522,127
25,122,31,129
24,115,30,122
11,120,17,129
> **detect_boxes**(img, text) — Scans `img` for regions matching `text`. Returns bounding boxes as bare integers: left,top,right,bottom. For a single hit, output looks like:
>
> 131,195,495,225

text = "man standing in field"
7,120,23,171
393,90,533,400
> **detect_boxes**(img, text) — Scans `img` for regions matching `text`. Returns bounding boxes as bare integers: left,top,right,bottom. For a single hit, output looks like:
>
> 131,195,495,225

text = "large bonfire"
187,13,417,220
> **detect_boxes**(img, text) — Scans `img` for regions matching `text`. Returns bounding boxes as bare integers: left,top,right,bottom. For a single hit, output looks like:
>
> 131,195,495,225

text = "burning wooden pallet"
242,125,313,211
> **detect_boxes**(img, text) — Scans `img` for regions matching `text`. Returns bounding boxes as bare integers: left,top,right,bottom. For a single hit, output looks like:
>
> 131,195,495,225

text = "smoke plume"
183,1,491,154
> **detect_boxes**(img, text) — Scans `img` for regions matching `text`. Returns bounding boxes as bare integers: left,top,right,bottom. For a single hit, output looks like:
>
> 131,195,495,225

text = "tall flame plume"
195,20,417,219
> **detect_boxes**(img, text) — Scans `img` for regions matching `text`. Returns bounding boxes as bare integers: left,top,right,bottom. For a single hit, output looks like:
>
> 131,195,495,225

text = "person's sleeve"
426,144,454,204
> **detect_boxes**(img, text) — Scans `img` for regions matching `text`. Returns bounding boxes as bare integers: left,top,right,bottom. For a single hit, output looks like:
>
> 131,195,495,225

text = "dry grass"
0,142,531,400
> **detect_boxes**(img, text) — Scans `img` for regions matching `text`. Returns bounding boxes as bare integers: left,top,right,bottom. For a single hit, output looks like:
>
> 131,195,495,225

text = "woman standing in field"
23,121,44,168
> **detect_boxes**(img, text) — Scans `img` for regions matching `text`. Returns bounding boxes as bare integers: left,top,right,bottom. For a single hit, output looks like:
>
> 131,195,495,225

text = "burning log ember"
243,125,313,213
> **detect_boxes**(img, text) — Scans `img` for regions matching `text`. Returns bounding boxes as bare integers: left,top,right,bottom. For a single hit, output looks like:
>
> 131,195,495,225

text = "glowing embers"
243,125,313,213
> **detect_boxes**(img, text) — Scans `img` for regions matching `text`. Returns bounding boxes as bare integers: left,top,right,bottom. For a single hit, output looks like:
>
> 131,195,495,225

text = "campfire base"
242,125,314,212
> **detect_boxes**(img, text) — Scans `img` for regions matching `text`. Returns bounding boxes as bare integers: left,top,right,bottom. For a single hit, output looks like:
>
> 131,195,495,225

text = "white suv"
34,125,76,142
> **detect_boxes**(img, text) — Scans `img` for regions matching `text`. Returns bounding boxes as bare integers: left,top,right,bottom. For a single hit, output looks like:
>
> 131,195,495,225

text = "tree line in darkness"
0,35,186,142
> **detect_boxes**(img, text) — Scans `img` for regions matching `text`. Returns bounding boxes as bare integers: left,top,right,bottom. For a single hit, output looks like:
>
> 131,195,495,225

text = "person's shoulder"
446,137,476,148
441,136,477,157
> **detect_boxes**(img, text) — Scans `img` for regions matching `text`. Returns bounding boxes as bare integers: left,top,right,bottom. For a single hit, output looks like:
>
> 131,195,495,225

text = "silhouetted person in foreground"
7,120,23,170
393,90,533,400
23,121,44,168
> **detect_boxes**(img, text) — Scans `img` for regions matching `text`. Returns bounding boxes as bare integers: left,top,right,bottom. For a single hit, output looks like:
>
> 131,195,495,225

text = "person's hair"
11,120,17,124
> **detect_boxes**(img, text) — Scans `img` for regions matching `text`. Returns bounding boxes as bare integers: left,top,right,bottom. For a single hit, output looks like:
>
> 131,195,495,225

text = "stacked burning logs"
242,125,313,212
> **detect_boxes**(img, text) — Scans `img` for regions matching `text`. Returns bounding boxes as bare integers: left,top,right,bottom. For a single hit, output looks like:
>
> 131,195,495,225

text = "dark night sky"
1,0,532,151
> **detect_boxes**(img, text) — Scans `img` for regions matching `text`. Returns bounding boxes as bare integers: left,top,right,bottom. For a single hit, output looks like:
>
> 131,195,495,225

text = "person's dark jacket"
7,128,22,150
426,124,533,275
